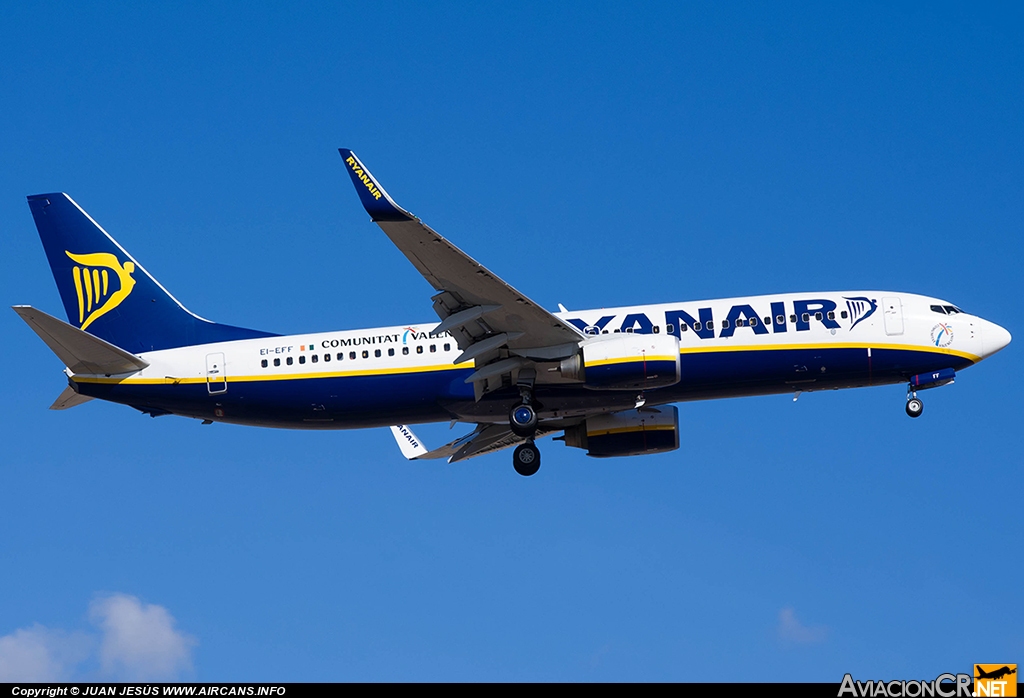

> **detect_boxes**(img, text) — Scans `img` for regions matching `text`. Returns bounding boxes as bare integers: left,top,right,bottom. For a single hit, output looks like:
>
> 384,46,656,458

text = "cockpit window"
944,305,963,314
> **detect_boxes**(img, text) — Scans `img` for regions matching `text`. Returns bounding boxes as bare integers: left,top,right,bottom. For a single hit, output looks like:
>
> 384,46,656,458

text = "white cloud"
0,594,196,682
0,624,90,681
90,594,197,680
778,606,828,644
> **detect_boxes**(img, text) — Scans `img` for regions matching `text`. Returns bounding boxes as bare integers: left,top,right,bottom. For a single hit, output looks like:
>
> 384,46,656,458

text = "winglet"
390,425,428,459
339,149,414,222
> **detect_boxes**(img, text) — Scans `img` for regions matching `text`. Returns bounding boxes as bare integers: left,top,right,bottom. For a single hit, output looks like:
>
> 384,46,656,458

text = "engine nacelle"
560,333,681,390
562,406,680,458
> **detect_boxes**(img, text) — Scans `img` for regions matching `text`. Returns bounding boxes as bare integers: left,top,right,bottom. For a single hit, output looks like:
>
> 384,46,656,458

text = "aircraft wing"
339,149,583,396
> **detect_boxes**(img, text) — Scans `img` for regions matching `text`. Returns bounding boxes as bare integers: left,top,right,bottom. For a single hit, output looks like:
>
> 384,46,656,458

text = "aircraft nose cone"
983,320,1011,358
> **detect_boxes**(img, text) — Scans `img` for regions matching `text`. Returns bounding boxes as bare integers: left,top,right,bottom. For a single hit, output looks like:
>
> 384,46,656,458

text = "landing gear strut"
510,369,540,475
906,387,923,418
509,369,539,438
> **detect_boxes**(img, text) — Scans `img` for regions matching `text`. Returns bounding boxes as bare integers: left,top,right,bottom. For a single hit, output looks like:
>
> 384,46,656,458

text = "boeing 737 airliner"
15,149,1012,476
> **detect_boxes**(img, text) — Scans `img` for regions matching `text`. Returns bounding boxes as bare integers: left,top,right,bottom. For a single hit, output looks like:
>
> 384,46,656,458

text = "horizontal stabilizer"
13,305,150,375
50,385,94,410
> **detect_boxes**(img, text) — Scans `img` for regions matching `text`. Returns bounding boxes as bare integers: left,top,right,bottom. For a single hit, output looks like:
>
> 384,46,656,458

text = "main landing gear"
905,387,924,418
513,442,540,477
509,371,541,476
509,402,538,437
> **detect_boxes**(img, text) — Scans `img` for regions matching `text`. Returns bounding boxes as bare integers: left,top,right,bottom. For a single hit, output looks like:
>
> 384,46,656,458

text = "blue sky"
1,1,1020,682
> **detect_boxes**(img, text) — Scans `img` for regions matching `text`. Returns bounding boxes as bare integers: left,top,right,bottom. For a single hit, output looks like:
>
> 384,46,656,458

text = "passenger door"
206,352,227,394
882,297,904,336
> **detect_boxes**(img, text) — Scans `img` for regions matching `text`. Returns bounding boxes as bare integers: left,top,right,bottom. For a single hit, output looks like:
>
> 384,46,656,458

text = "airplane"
975,666,1016,681
14,149,1012,476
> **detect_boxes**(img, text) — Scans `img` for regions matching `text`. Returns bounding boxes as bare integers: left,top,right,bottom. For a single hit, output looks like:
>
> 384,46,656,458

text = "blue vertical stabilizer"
27,193,278,352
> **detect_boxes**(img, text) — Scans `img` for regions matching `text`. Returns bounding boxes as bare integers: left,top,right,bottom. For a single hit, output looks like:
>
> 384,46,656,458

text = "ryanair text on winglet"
396,425,421,449
346,156,384,200
838,673,972,698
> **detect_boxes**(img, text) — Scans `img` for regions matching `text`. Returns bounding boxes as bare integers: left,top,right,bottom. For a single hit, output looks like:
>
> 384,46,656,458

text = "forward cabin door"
882,297,904,336
206,352,227,394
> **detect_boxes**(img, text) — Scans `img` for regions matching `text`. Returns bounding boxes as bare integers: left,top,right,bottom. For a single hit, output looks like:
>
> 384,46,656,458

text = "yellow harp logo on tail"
65,251,137,330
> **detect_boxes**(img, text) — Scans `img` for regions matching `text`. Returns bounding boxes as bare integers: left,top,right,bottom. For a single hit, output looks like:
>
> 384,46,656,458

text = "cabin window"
750,316,758,326
693,322,701,331
388,348,395,357
602,330,608,334
721,320,730,329
311,354,318,363
763,317,771,326
653,325,660,334
337,353,344,360
362,350,369,359
667,324,675,334
679,324,687,333
299,355,306,364
375,349,381,358
430,344,436,352
840,311,848,319
789,315,797,323
814,312,823,321
261,359,268,368
625,327,633,333
802,313,810,323
274,358,280,367
402,347,409,355
776,315,785,325
613,329,620,333
444,343,450,351
287,357,294,366
827,311,835,320
324,353,331,362
417,346,424,354
349,351,356,360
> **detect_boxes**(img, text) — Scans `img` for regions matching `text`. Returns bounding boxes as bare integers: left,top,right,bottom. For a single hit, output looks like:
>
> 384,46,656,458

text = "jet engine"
562,406,680,458
558,333,681,390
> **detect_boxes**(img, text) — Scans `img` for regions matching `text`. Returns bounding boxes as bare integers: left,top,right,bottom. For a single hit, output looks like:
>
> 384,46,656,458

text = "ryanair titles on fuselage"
566,296,877,339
